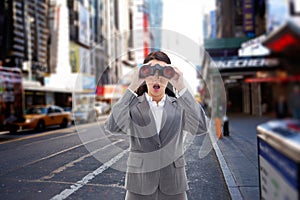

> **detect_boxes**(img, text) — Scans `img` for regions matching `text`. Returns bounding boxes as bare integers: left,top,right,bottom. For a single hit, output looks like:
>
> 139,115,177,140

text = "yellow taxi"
15,105,71,131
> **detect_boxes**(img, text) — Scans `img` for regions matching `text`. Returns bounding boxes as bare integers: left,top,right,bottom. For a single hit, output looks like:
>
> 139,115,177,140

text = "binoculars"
139,64,175,79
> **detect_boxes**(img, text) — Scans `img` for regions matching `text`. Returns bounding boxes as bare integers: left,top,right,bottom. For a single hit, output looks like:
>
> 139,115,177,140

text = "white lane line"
0,128,75,145
50,148,129,200
24,132,76,147
24,179,125,189
2,136,108,176
21,138,100,166
40,139,124,181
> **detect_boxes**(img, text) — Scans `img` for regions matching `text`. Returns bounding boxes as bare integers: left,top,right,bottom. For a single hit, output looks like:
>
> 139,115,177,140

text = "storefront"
214,57,280,115
261,21,300,117
23,81,73,110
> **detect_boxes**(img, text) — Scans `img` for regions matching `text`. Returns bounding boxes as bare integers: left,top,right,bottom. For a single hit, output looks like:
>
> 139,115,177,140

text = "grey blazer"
105,89,207,195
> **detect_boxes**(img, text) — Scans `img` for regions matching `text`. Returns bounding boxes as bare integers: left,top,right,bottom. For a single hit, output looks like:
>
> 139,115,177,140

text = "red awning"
262,21,300,57
245,75,300,83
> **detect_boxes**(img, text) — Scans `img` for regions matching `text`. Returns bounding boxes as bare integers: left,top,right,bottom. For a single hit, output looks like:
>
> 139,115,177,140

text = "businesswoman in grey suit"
105,51,208,200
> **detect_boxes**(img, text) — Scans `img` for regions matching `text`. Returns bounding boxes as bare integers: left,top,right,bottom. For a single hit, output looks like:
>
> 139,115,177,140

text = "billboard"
78,3,90,46
243,0,255,37
82,75,95,92
69,42,80,73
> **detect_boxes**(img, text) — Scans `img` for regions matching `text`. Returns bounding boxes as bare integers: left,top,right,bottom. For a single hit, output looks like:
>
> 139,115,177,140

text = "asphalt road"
0,119,230,200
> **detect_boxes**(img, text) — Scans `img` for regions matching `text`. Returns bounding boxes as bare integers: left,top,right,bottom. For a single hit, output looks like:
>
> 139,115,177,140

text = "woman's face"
144,59,169,100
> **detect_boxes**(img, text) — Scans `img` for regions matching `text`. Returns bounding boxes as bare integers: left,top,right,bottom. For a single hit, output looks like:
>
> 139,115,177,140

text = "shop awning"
96,85,127,99
245,75,300,83
23,80,74,93
262,21,300,57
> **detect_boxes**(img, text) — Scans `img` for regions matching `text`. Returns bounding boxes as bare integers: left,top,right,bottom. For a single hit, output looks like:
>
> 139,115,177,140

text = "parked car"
73,107,97,124
94,101,111,116
13,105,71,132
63,107,75,125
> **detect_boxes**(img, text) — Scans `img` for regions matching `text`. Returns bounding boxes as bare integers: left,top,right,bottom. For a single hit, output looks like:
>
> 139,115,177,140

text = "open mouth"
153,84,160,90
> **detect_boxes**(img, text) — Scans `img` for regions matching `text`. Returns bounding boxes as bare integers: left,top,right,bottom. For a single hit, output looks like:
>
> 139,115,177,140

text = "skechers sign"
214,58,279,69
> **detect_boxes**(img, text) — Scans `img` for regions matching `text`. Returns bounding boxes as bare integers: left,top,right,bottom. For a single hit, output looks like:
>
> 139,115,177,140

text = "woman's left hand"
168,66,185,92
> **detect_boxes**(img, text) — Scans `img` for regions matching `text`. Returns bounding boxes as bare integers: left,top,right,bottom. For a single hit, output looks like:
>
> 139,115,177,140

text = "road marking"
0,120,103,145
23,179,125,189
40,139,124,181
23,132,76,147
0,135,109,176
0,128,75,145
50,148,129,200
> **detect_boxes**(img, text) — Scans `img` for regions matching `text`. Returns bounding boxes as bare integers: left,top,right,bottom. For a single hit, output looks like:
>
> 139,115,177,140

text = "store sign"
243,0,255,37
215,58,279,69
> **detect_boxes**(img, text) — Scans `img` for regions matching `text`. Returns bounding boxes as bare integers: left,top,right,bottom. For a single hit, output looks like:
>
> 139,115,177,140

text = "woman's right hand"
128,66,145,91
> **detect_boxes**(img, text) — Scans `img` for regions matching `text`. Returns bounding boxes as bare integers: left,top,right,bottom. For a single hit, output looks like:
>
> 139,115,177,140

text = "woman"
105,51,208,200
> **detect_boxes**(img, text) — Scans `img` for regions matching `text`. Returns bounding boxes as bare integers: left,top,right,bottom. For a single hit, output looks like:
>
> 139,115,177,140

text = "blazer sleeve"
176,90,208,135
104,89,137,135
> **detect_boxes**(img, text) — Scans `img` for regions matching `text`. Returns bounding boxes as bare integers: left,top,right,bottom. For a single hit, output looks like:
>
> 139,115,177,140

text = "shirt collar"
145,92,166,108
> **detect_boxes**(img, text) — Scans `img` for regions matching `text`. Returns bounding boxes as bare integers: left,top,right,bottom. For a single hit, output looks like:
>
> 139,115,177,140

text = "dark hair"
143,51,171,65
136,51,176,97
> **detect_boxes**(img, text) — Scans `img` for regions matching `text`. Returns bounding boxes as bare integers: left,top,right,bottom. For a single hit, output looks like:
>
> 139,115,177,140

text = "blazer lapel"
159,96,180,144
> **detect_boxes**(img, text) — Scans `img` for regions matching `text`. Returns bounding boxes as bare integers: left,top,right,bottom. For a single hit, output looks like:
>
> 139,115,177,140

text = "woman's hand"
168,66,185,92
128,66,145,91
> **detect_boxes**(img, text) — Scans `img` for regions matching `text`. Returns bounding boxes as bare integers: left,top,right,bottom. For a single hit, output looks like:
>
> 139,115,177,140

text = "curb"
209,124,243,200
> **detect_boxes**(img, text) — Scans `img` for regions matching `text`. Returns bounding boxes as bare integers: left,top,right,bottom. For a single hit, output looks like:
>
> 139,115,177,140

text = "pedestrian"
105,51,208,200
274,95,288,119
288,85,300,119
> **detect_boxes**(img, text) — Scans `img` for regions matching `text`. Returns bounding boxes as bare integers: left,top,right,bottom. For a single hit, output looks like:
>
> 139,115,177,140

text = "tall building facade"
0,0,49,82
215,0,265,39
128,0,162,63
147,0,163,51
0,0,133,109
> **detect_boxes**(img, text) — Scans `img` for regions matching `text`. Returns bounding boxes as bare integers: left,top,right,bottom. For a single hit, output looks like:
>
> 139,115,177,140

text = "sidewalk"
212,114,272,200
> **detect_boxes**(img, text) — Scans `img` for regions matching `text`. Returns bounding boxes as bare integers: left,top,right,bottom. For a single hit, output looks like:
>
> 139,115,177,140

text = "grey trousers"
125,188,188,200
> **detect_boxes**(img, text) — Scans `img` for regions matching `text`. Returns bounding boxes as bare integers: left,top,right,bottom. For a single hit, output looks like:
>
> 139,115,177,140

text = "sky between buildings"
160,0,216,94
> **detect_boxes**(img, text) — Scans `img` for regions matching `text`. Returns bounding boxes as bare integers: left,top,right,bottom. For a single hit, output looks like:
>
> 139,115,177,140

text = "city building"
95,0,132,103
17,0,73,109
0,0,72,109
204,0,300,117
0,0,49,81
203,0,277,116
147,0,163,51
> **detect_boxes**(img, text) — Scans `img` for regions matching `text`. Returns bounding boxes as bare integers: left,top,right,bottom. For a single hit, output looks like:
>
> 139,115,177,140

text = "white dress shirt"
145,92,166,134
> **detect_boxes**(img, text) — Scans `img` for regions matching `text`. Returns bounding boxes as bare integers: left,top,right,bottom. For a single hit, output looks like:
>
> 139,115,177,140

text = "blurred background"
1,1,300,199
0,0,300,128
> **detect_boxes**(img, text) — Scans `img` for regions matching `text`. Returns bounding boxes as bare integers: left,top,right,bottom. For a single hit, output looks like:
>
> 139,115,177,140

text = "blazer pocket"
127,156,143,168
173,156,186,168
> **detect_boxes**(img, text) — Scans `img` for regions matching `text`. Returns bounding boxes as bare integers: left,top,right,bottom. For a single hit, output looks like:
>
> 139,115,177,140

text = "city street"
1,1,300,200
0,117,230,200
